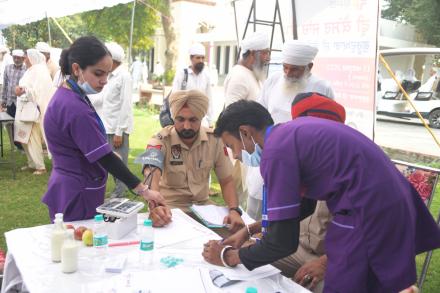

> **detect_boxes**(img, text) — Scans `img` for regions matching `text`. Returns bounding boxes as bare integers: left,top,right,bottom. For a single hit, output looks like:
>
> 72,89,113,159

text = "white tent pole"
46,12,52,45
128,0,136,64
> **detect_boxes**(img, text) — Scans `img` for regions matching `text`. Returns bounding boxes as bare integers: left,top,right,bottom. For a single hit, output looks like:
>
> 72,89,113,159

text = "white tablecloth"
1,209,310,293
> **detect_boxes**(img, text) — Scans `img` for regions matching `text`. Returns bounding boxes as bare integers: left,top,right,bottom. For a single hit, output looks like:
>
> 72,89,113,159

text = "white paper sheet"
81,267,220,293
190,205,255,227
216,264,281,281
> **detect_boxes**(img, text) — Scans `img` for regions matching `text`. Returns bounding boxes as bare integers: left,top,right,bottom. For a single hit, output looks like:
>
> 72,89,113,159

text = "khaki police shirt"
299,201,332,255
147,125,233,209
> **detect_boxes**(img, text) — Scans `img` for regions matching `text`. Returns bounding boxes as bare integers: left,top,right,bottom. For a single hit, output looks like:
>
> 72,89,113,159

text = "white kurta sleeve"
115,73,133,136
225,76,249,106
172,69,184,91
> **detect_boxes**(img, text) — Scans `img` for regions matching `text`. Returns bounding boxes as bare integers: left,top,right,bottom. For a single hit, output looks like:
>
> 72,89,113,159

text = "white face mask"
78,70,98,95
240,131,262,167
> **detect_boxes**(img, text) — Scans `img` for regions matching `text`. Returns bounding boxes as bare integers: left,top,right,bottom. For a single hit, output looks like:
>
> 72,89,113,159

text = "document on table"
81,267,220,293
217,264,281,281
154,209,220,248
190,205,255,228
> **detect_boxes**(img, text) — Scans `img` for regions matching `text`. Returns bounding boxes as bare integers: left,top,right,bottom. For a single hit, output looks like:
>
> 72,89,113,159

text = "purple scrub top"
43,87,112,222
260,117,440,292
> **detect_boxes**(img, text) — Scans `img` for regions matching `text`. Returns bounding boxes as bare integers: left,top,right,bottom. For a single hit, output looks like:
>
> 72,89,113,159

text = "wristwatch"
229,207,242,216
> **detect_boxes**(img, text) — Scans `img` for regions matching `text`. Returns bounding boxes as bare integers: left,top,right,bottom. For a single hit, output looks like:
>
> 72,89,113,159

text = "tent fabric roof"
0,0,133,28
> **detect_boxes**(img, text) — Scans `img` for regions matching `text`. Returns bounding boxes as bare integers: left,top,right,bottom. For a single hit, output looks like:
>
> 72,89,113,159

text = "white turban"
35,42,51,53
26,49,46,65
241,32,269,54
106,42,125,62
282,40,318,66
189,43,205,56
0,45,8,53
12,49,24,57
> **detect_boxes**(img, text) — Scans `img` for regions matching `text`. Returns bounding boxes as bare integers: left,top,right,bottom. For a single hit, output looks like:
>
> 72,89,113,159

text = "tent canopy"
0,0,133,28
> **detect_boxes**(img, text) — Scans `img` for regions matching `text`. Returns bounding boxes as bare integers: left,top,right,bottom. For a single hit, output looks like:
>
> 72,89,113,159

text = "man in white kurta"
172,43,213,126
224,32,270,106
247,40,335,220
101,42,134,197
223,32,271,216
259,40,334,124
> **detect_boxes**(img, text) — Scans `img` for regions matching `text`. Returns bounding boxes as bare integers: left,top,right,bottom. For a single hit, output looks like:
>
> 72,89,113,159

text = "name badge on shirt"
170,144,183,165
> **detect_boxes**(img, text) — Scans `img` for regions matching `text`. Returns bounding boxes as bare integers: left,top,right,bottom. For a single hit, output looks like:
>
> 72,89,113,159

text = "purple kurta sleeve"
261,141,301,221
70,113,112,163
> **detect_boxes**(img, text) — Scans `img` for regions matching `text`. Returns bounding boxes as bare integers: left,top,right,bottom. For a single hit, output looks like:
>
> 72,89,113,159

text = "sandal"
33,169,47,175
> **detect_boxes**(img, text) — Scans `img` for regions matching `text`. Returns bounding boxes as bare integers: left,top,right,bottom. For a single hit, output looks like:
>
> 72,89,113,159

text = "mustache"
178,129,197,139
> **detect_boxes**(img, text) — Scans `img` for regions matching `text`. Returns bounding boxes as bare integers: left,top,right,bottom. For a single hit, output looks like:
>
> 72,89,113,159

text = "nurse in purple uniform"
43,36,164,222
202,100,440,292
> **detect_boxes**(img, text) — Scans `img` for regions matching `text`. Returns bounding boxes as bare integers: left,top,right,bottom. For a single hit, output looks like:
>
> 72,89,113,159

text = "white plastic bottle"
139,219,154,267
51,213,65,262
93,214,108,258
61,229,79,273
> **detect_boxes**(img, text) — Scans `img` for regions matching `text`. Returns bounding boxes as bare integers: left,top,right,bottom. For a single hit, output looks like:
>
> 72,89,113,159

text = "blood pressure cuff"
134,148,164,173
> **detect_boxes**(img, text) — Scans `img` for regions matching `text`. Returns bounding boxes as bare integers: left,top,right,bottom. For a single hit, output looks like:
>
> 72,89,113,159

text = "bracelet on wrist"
220,245,234,268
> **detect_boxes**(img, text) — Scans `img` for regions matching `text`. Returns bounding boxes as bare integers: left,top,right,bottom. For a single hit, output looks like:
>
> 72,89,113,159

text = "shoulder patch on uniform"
155,126,172,140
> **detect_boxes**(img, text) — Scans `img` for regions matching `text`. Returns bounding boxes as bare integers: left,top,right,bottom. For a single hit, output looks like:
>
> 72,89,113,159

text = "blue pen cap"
94,214,104,222
245,287,258,293
144,219,153,227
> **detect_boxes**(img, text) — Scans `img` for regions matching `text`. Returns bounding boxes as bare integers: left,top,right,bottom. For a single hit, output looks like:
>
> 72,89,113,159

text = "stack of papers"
190,205,255,228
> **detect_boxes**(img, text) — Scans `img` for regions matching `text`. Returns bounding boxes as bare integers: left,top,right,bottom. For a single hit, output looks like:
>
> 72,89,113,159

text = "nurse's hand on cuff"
134,183,165,208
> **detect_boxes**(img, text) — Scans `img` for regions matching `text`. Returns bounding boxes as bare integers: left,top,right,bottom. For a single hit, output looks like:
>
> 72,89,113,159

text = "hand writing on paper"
223,211,244,233
149,205,172,227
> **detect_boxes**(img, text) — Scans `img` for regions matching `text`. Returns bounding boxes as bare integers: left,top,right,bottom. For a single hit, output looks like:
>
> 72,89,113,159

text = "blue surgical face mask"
78,70,98,95
240,131,262,167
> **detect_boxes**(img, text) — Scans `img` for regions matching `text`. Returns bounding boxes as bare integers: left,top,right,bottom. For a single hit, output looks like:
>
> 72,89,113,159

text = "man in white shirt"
36,42,59,80
259,40,334,124
102,42,134,198
223,32,270,214
224,32,270,106
172,43,213,126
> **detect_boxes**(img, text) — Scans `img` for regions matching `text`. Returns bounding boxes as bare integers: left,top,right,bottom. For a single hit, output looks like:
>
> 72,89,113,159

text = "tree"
81,2,159,52
382,0,440,47
1,2,160,52
148,0,177,80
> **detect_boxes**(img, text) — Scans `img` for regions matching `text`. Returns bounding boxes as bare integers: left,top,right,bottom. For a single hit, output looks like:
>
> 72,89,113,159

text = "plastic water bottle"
139,219,154,267
93,214,108,258
51,213,65,262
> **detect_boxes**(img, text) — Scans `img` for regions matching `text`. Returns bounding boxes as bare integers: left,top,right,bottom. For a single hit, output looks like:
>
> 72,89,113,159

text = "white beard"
252,58,268,82
253,66,267,82
282,76,305,95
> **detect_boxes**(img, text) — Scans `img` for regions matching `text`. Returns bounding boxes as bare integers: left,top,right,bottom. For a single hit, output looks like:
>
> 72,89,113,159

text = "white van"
377,48,440,128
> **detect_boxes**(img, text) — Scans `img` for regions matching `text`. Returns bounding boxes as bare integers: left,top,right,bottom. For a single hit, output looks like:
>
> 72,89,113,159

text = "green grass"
0,109,439,292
